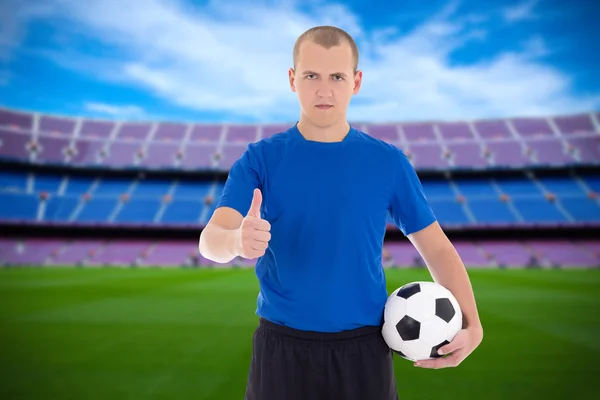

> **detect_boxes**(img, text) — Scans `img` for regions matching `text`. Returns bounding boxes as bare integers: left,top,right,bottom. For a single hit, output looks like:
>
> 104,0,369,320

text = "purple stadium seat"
487,140,531,167
0,109,33,130
447,142,488,167
0,239,62,265
227,125,257,143
39,116,76,136
565,135,600,163
0,128,32,160
480,242,532,267
79,120,115,139
180,144,217,169
116,123,152,140
191,125,222,142
102,141,141,167
409,143,449,169
154,123,187,141
36,134,70,164
366,124,399,143
527,241,599,267
553,114,595,135
437,122,475,141
219,144,248,170
473,120,512,139
140,143,179,168
52,240,104,265
385,242,421,267
261,124,290,138
453,242,493,267
402,123,436,142
142,241,196,266
525,138,576,165
511,117,553,137
70,138,105,165
89,241,149,266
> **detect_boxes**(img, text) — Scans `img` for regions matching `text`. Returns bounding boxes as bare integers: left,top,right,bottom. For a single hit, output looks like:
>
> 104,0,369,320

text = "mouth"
315,105,333,110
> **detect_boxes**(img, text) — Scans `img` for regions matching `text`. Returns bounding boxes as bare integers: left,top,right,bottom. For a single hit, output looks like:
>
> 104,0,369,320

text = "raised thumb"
247,188,262,218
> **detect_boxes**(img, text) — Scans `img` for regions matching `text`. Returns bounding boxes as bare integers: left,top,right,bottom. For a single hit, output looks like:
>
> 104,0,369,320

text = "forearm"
426,243,483,333
198,224,240,264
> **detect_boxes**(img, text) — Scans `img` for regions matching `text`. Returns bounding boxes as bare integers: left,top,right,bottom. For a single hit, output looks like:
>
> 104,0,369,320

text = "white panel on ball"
400,339,431,362
419,317,449,347
405,292,435,323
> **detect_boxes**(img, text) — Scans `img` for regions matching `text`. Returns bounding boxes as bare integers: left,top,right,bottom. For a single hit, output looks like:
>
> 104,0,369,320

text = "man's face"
289,40,362,128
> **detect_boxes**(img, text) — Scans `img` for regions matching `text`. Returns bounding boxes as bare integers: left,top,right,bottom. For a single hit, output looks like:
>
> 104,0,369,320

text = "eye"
333,75,344,81
306,74,316,79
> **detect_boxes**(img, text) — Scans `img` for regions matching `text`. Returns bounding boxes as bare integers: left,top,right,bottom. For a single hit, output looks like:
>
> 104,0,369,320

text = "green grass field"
1,266,599,399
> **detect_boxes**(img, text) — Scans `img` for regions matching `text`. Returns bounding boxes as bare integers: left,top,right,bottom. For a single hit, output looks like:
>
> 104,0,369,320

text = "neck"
297,116,351,143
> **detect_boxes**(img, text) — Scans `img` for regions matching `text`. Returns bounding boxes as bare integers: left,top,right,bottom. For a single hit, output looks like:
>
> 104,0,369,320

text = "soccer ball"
382,281,462,361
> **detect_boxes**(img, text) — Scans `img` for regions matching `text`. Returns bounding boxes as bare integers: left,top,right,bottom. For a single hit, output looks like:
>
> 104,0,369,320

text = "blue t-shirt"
216,123,437,332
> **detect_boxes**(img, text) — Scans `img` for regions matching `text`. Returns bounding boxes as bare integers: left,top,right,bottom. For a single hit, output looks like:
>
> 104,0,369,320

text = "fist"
237,188,271,259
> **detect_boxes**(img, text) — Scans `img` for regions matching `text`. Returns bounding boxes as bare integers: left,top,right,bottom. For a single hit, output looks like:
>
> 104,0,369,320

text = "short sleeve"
388,149,437,236
216,143,262,217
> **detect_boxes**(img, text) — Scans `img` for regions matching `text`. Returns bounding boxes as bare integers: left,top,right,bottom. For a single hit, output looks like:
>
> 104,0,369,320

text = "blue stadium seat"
76,198,118,222
34,173,63,194
132,179,172,197
422,180,455,198
428,199,470,225
467,198,518,223
538,177,584,195
160,200,203,223
495,177,541,196
172,181,212,199
64,176,95,194
581,174,600,192
0,192,38,220
0,170,28,192
115,199,162,223
454,179,498,197
94,178,133,195
559,197,600,221
45,196,79,221
512,198,568,222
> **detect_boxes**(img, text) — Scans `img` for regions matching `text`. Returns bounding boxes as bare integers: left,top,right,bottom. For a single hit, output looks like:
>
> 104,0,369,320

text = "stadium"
1,104,599,399
1,107,599,267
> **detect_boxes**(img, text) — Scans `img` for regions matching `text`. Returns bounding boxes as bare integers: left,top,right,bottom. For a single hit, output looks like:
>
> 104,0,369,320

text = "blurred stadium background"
1,107,598,268
1,106,599,400
2,0,600,398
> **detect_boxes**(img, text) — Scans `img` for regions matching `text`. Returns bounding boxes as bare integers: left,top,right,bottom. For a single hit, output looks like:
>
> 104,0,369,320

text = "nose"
316,80,333,98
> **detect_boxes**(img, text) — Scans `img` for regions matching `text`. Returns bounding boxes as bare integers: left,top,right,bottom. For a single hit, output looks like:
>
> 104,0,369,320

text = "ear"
289,68,296,92
353,70,362,94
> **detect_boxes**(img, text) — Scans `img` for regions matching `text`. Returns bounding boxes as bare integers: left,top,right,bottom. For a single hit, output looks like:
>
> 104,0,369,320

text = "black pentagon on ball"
435,298,455,323
430,340,450,358
396,283,421,299
396,315,420,341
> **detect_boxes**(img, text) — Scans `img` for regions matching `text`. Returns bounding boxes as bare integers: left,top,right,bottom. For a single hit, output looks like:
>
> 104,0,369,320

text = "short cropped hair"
293,26,359,73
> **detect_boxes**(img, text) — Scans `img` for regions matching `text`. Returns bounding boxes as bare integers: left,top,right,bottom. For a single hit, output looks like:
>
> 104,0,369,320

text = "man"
199,25,483,400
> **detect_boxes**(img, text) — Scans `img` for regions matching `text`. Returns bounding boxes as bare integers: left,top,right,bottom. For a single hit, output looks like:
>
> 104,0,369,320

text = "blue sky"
0,0,598,124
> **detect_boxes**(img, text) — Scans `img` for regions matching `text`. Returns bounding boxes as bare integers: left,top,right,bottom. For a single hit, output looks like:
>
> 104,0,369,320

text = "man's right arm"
198,207,243,264
199,188,270,264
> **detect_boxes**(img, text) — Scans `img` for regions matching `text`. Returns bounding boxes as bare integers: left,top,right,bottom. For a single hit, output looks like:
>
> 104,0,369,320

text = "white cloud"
8,0,600,123
502,0,539,23
83,102,146,119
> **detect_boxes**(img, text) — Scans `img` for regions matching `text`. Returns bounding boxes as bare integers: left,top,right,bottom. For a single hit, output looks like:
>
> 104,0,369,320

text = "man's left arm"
407,221,484,368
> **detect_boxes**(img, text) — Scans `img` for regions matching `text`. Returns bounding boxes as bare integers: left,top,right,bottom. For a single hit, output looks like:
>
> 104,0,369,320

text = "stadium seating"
1,107,598,269
1,108,598,171
1,169,599,227
1,237,597,268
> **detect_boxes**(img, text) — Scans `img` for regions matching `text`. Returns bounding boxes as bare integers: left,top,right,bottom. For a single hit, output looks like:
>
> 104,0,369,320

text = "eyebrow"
302,70,348,78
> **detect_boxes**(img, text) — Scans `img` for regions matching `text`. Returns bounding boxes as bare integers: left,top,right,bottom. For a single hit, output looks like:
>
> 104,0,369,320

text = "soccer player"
199,25,483,400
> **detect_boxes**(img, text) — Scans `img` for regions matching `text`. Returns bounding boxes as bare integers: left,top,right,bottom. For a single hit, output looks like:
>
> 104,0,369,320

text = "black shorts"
244,317,399,400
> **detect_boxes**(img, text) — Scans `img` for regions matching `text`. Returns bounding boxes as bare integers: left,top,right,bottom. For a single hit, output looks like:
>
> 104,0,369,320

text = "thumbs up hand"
237,189,271,259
